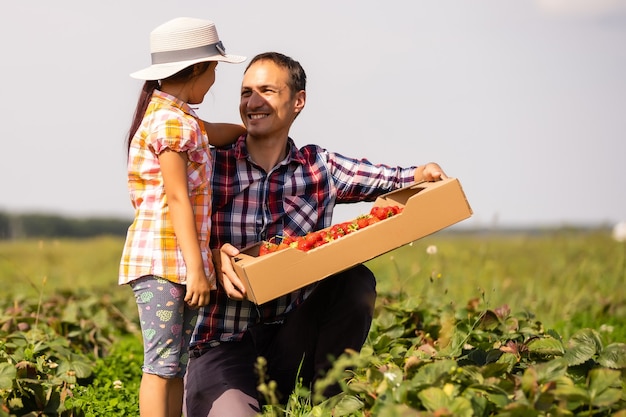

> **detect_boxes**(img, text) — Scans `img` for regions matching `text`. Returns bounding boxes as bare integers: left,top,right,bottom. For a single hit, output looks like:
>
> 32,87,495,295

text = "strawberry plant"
64,336,141,416
0,290,138,416
259,294,626,416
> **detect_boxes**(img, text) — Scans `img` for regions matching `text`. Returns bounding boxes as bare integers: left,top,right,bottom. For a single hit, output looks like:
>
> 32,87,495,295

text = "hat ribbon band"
151,41,226,64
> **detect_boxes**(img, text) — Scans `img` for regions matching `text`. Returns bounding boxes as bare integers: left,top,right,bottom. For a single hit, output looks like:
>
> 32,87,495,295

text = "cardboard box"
232,177,472,304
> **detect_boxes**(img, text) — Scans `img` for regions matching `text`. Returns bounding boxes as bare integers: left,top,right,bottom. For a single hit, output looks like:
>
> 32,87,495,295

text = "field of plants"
1,229,625,416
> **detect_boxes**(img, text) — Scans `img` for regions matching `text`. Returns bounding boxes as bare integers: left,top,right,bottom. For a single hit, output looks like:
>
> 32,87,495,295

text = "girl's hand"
184,270,211,308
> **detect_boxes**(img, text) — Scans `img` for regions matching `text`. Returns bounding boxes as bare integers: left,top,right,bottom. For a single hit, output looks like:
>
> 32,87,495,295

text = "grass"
0,236,127,299
1,229,624,343
366,230,626,344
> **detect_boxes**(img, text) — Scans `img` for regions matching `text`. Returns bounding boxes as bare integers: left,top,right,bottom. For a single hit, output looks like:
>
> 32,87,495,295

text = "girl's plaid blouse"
119,90,215,287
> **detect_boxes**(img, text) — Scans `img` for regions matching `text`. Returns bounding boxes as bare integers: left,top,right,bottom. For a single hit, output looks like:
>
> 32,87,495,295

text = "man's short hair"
246,52,307,95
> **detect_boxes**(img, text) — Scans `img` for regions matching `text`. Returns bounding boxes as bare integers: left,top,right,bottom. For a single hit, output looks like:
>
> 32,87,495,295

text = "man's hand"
212,244,247,300
414,162,448,182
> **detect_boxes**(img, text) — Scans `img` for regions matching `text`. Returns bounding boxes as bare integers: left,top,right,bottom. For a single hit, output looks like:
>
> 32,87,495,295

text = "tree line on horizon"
0,211,131,240
0,210,613,240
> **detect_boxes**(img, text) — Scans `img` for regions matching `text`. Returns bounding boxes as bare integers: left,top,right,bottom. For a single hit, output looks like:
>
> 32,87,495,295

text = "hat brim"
130,54,246,80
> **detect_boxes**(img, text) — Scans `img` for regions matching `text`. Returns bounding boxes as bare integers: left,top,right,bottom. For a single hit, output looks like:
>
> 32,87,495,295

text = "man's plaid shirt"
190,136,416,349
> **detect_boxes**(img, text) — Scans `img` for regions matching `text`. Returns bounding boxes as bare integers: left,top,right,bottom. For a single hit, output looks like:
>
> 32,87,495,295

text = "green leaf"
466,348,487,365
0,362,16,390
371,403,422,417
527,336,564,357
376,309,400,329
562,328,603,366
546,328,562,341
456,395,480,415
92,308,111,329
346,381,371,394
534,391,556,412
43,389,62,413
436,330,467,358
384,324,407,339
466,385,511,408
485,349,503,364
480,362,511,378
61,301,79,323
418,386,450,409
588,368,620,397
533,358,568,383
478,310,500,331
418,387,473,417
56,353,94,379
411,359,457,385
552,383,589,406
597,343,626,369
496,352,518,373
590,387,622,408
521,366,539,397
332,395,364,416
372,334,393,351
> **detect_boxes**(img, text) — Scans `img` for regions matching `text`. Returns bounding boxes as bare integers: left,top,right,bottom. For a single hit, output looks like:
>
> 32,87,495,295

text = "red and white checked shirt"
119,90,215,286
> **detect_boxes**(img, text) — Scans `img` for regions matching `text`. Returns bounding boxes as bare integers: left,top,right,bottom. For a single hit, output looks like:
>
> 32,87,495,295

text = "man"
184,52,447,417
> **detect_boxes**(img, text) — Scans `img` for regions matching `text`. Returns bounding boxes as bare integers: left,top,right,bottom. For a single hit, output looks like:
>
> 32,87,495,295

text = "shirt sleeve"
324,150,417,203
148,111,205,163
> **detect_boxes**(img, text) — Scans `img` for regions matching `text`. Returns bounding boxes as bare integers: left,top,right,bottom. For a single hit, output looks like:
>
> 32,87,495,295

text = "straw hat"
131,17,246,80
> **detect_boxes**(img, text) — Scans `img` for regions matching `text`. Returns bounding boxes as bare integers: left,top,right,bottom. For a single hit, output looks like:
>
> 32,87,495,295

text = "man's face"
239,59,304,140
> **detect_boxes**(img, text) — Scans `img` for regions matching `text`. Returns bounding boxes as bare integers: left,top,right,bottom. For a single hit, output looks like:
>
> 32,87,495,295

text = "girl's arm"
202,121,246,147
158,149,211,308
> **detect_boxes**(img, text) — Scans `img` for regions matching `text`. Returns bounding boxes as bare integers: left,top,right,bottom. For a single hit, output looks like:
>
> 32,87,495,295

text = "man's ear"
294,90,306,113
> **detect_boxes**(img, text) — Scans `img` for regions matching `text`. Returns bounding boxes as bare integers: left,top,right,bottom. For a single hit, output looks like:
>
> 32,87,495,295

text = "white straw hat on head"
130,17,246,80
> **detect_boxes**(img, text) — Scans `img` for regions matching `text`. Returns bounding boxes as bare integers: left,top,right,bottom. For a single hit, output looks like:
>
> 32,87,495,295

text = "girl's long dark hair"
126,80,159,155
125,62,211,155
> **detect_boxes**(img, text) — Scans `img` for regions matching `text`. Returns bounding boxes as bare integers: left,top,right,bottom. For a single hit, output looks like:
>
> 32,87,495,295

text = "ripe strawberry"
296,236,313,251
313,239,329,248
305,231,323,246
370,206,385,220
367,216,381,226
370,205,403,220
356,215,370,230
258,241,278,256
342,221,358,234
258,203,404,256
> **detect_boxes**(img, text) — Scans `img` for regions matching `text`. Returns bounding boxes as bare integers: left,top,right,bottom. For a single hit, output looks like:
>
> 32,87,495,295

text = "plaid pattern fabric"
119,90,215,286
190,136,416,347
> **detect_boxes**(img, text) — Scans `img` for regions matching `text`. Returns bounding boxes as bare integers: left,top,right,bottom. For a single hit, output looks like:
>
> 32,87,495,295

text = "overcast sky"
1,0,625,229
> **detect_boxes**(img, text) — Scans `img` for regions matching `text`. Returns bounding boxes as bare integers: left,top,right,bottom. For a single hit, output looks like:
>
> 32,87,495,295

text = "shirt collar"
151,89,199,119
233,136,307,166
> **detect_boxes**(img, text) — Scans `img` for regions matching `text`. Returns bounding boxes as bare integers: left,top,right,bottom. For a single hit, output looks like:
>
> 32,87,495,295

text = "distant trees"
0,211,131,239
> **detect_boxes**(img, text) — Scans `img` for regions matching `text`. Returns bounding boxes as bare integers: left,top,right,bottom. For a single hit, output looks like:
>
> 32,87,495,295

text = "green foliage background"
1,229,625,415
2,231,623,343
367,230,626,344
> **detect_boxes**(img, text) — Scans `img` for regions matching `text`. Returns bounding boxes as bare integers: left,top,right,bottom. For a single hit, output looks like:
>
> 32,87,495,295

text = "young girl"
119,17,245,417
